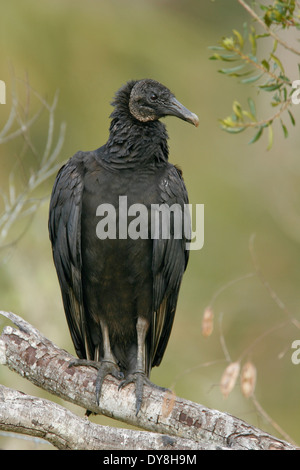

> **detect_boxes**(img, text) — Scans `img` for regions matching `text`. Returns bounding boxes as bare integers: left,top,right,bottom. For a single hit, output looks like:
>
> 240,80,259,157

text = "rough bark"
0,311,297,450
0,385,213,450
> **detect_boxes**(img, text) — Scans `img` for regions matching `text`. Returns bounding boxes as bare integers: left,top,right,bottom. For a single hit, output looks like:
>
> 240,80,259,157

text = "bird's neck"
105,115,169,168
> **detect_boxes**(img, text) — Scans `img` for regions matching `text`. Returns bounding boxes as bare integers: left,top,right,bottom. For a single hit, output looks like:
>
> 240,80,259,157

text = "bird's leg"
68,320,123,406
119,316,162,415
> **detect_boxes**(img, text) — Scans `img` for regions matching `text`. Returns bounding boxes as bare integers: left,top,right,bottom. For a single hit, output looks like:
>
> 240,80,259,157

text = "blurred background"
0,0,300,449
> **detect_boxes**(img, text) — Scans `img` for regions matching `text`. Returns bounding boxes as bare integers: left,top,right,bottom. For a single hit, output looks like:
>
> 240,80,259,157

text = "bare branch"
0,385,207,450
0,78,66,250
0,311,297,450
249,234,300,329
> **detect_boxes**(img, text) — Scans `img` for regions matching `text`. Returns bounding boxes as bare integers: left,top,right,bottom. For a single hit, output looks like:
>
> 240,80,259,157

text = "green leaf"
247,97,256,118
249,29,257,56
233,29,244,49
248,127,263,144
259,83,282,91
279,74,291,85
219,117,235,128
208,46,227,51
283,87,287,101
223,126,246,134
272,39,278,54
288,110,296,126
240,73,263,84
270,53,285,73
232,100,243,120
271,100,281,107
209,53,238,62
242,110,256,121
255,33,271,39
218,64,245,75
272,92,281,103
261,59,270,71
280,120,288,138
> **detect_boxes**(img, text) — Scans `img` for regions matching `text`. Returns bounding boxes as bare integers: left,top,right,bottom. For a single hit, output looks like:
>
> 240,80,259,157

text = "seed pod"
202,306,214,337
241,361,256,398
220,361,240,398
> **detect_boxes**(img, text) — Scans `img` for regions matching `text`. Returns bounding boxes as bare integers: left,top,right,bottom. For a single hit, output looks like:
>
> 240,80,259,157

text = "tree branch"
237,0,300,56
0,385,208,450
0,311,297,450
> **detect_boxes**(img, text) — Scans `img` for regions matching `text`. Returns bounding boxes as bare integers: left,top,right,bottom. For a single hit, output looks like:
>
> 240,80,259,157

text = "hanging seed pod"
241,361,257,398
202,306,214,337
220,361,240,398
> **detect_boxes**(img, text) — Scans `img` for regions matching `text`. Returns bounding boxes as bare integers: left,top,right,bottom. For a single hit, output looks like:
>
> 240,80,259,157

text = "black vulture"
49,79,198,414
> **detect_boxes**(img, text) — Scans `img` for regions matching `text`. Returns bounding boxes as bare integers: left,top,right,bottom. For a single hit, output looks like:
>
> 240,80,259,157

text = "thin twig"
249,234,300,329
237,0,300,56
223,98,292,130
231,45,290,85
0,77,66,250
210,273,255,305
237,320,289,362
169,359,226,391
219,312,232,363
251,394,298,447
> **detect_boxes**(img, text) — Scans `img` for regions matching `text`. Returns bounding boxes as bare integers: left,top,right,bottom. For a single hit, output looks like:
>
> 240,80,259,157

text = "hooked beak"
167,97,199,127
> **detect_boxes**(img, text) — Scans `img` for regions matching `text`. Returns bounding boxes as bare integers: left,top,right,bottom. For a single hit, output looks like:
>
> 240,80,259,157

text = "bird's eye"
150,93,158,101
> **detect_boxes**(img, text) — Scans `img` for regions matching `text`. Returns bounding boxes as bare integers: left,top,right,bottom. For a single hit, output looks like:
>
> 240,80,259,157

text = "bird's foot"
68,358,124,405
118,371,165,415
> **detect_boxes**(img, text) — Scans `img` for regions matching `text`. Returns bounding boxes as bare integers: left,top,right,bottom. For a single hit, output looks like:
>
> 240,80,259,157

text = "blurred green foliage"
0,0,300,449
210,0,300,147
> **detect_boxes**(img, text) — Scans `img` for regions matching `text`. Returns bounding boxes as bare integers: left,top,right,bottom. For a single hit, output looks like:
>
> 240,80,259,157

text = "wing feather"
48,155,93,359
151,165,190,368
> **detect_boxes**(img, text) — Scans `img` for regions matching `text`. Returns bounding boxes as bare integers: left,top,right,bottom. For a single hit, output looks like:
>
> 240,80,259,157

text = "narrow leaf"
270,53,284,73
208,46,227,51
241,73,263,84
219,117,235,128
272,39,278,54
261,59,270,71
233,29,244,49
271,100,281,107
259,83,282,91
218,64,245,75
248,126,263,144
232,100,243,120
247,97,256,118
209,53,238,62
223,126,246,134
281,120,288,138
242,110,256,121
288,110,296,126
283,87,287,102
255,33,271,39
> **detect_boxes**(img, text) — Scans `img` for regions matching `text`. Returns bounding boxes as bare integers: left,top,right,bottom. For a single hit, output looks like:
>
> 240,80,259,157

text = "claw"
95,361,124,404
68,358,123,407
119,372,159,415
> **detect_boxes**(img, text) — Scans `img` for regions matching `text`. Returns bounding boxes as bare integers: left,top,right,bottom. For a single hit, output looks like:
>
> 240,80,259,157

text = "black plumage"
49,79,198,414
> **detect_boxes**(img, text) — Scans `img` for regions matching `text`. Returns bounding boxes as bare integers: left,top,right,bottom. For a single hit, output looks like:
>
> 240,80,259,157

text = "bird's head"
112,79,199,127
129,79,199,127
